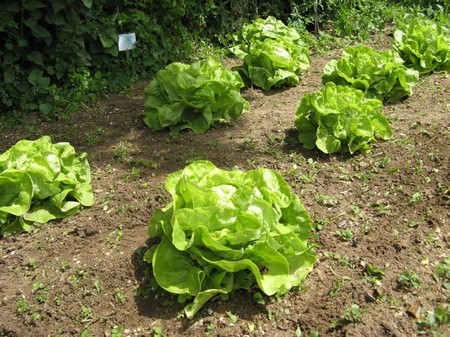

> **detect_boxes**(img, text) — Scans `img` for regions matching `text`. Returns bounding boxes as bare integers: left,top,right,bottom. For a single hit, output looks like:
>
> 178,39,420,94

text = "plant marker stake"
118,33,136,52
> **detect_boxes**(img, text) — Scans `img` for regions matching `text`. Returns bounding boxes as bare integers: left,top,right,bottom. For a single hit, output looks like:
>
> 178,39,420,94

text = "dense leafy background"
0,0,447,118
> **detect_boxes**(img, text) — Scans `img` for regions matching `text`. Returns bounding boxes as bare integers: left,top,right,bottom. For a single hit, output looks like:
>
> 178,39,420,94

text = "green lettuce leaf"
144,160,315,318
322,45,419,103
143,58,249,133
230,16,310,91
394,15,450,74
0,136,94,236
295,83,392,154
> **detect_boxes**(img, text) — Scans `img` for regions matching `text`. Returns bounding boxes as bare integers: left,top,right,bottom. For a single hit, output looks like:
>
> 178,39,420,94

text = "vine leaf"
81,0,93,9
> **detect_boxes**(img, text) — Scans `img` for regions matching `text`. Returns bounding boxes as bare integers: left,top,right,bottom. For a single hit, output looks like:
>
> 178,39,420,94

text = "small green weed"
70,269,89,286
409,191,424,205
329,276,351,297
364,265,385,286
93,279,103,293
398,270,421,289
54,294,63,306
105,224,124,246
113,288,126,304
153,326,165,337
32,281,48,303
81,329,93,337
341,304,363,323
131,158,160,169
16,298,29,315
60,261,70,272
30,312,41,322
372,200,392,216
111,325,125,337
226,310,238,325
314,217,331,231
206,323,216,336
336,229,354,243
78,305,93,323
433,259,450,283
84,127,106,145
253,292,265,305
417,306,450,334
331,304,363,329
315,193,339,207
27,258,37,271
112,141,134,162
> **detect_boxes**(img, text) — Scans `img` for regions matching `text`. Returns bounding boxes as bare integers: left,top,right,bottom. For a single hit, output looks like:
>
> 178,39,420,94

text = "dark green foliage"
1,0,447,117
1,1,106,115
0,0,224,117
289,0,447,40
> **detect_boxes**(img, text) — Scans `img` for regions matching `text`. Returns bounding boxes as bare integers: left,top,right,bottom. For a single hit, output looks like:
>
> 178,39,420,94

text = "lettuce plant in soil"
322,45,419,103
230,16,311,91
143,58,249,134
295,82,392,154
394,15,450,74
144,160,316,318
0,136,94,236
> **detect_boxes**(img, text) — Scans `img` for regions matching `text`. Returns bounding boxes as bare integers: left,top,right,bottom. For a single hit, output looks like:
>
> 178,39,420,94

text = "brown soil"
1,33,449,337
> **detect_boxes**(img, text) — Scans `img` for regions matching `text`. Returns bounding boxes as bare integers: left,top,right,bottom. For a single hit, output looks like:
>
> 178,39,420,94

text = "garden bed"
0,33,449,337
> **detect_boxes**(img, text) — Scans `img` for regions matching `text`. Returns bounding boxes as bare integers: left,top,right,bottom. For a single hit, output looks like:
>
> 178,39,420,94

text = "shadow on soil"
281,127,355,163
131,240,268,328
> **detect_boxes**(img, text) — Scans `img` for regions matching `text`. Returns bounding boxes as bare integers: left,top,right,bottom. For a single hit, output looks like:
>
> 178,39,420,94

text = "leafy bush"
394,15,450,74
322,45,420,103
0,136,94,236
144,160,316,318
230,16,311,90
295,83,392,154
289,0,407,41
0,0,224,117
143,58,249,133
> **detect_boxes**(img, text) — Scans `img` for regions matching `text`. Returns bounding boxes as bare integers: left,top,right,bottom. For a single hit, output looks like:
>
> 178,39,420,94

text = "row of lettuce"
0,14,448,318
140,16,448,317
0,139,316,318
144,14,449,154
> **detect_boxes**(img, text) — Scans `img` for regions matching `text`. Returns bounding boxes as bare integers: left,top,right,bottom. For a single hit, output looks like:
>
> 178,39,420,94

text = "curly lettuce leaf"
394,15,450,74
144,160,315,318
322,45,419,103
230,16,310,90
295,83,392,154
143,58,249,134
0,136,94,236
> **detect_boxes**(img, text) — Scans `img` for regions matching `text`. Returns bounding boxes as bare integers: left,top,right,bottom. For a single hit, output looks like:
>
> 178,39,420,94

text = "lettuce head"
230,16,311,91
144,160,316,318
394,15,450,74
295,83,392,154
143,58,249,134
0,136,94,236
322,45,419,103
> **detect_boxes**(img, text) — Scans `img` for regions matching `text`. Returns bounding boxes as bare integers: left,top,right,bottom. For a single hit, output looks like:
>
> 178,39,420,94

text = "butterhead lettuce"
394,15,450,74
143,58,249,134
322,45,419,103
144,160,316,318
0,136,94,236
230,16,310,90
295,83,392,154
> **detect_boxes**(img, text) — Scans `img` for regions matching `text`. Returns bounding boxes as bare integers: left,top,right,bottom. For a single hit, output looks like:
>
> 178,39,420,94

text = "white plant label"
118,33,136,51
